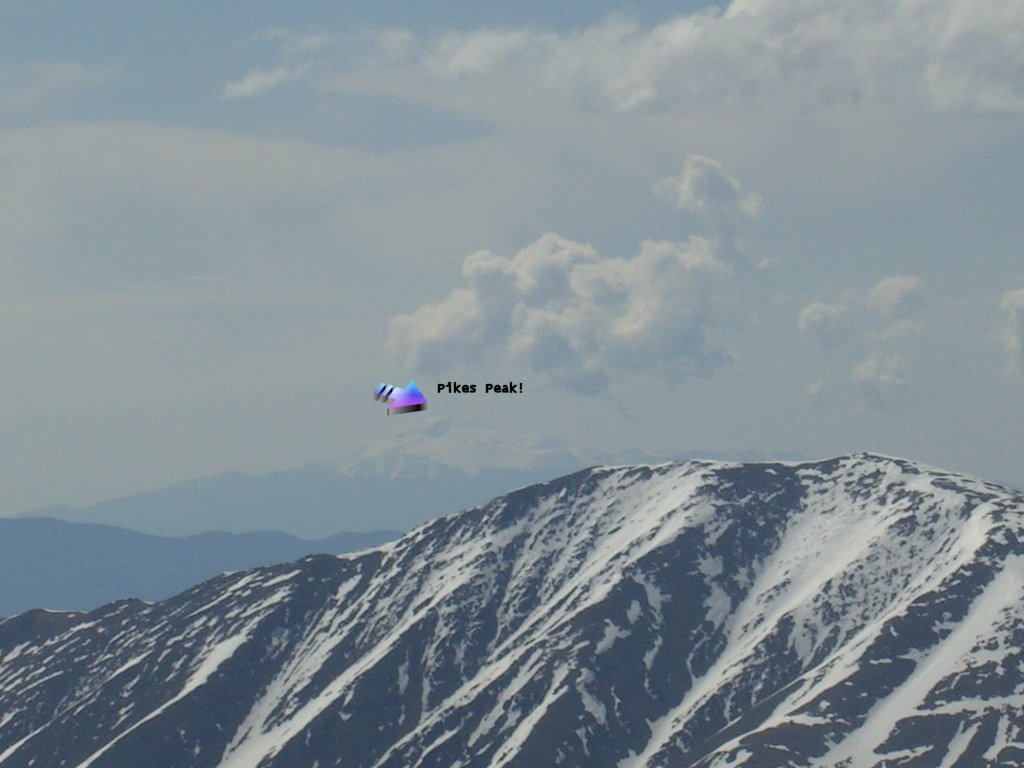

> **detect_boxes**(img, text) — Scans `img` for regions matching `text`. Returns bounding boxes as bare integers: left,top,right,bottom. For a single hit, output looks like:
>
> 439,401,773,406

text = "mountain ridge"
1,453,1022,767
17,431,784,537
18,461,585,538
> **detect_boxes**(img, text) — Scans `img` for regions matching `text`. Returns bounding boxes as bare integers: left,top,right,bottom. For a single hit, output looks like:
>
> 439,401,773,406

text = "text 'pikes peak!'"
437,382,523,394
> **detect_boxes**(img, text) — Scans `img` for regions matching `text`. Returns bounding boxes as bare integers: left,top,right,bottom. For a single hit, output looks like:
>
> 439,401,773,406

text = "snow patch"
595,621,630,655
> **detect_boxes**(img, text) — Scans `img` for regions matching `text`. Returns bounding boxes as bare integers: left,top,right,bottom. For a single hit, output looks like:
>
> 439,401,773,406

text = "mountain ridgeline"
1,454,1022,767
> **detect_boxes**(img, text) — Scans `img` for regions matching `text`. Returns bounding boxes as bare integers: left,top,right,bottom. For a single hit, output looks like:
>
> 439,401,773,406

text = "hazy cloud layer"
2,1,1023,515
242,1,1024,115
0,61,124,118
1000,288,1024,374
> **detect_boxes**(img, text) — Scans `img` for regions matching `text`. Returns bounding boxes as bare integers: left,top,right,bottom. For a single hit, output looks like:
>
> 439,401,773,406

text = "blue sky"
1,0,1023,514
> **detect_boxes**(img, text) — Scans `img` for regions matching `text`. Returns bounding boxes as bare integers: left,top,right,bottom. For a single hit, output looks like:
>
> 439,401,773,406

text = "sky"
1,0,1023,515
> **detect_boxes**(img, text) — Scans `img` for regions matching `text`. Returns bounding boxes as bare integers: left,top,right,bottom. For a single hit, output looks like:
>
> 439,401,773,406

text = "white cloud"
299,1,1024,115
923,1,1024,113
224,28,339,100
654,154,762,220
866,275,924,317
798,301,849,346
387,231,733,393
386,155,759,393
852,352,904,386
852,351,905,406
429,30,551,76
846,277,924,405
223,65,306,100
800,275,925,402
999,287,1024,374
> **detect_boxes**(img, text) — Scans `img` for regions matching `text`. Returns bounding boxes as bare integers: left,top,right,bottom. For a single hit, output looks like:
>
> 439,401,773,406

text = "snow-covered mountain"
1,453,1022,767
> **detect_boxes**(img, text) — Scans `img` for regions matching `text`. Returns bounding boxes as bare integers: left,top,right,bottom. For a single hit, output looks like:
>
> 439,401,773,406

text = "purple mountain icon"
374,379,428,414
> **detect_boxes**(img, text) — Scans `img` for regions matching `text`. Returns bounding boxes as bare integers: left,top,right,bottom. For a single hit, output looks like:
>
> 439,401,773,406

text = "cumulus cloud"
852,352,904,386
386,231,733,393
845,275,923,405
798,274,925,405
865,275,924,317
798,274,929,342
798,301,849,346
654,155,762,221
922,2,1024,113
799,274,924,348
852,351,905,406
999,287,1024,374
571,2,1024,113
385,154,760,393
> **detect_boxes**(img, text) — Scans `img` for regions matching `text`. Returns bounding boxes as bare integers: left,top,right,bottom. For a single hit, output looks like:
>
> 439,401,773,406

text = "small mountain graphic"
374,379,428,414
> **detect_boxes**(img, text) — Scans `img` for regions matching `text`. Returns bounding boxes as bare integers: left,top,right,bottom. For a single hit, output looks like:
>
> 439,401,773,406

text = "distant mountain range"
18,426,771,538
21,461,582,539
0,517,397,616
4,430,614,615
2,454,1022,766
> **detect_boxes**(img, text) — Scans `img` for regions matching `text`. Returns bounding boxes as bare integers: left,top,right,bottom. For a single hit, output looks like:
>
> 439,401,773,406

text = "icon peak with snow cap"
374,379,428,414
